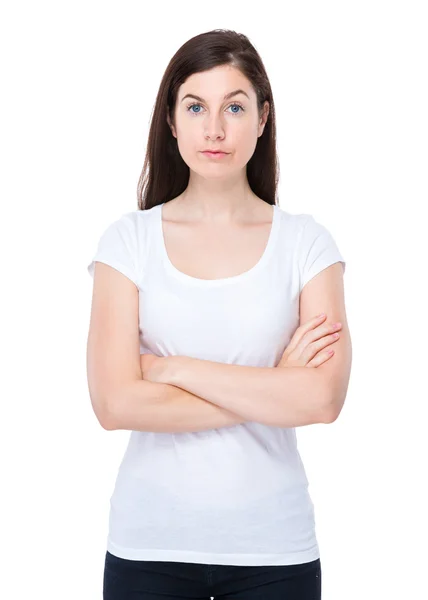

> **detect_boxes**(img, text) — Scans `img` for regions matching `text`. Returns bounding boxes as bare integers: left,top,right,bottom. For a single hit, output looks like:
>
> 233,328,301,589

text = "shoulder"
293,211,346,288
119,207,152,227
273,205,312,237
276,209,339,246
108,206,158,240
87,208,157,286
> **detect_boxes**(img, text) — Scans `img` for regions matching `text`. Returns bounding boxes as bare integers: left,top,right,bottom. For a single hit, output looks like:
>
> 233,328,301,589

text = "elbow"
318,381,338,425
95,407,116,431
100,412,116,431
320,392,343,424
311,373,338,425
90,393,118,431
321,406,338,424
100,396,122,430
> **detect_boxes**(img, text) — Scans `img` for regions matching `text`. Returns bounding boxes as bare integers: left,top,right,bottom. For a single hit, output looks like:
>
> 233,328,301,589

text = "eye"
186,102,245,115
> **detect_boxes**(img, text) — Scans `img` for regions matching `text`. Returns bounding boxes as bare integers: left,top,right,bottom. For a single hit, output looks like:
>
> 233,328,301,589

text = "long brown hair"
137,29,279,210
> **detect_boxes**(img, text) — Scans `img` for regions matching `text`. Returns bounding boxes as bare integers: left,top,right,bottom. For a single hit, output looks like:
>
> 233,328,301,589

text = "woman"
87,28,351,600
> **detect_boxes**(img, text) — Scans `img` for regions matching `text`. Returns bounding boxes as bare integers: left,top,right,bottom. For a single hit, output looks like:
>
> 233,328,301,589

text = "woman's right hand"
278,314,342,368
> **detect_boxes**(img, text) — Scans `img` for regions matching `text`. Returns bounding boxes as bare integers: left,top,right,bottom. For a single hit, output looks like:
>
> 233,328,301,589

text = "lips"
201,150,229,157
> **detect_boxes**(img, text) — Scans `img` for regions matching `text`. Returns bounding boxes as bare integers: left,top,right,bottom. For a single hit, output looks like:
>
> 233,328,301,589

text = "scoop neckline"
157,202,280,287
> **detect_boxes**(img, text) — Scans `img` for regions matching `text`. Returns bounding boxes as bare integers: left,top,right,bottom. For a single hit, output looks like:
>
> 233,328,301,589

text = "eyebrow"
180,89,250,103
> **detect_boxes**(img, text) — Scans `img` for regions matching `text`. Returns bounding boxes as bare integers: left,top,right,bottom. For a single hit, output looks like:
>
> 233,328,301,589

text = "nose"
204,114,226,141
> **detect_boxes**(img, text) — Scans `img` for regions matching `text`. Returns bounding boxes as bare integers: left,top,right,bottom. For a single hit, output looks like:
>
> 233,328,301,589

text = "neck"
179,173,257,222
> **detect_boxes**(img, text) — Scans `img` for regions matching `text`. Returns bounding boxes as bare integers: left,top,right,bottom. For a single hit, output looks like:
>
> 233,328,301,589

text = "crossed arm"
143,355,331,428
105,263,350,432
132,262,351,431
107,356,331,432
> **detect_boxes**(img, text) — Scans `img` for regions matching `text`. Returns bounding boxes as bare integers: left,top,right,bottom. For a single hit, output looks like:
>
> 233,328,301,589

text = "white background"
1,1,427,598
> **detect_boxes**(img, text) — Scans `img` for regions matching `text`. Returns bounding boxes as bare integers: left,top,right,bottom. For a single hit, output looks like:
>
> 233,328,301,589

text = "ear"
258,101,270,137
167,110,177,138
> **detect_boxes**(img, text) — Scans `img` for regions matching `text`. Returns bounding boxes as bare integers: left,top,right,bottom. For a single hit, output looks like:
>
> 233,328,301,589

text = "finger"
297,319,339,352
306,348,335,368
313,332,340,353
285,314,327,355
297,331,339,365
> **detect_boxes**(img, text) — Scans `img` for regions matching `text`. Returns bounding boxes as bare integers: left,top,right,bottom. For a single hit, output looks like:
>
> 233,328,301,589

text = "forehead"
178,65,254,101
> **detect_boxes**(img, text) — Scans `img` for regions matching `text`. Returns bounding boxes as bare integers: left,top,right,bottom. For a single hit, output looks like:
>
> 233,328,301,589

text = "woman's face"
168,65,269,178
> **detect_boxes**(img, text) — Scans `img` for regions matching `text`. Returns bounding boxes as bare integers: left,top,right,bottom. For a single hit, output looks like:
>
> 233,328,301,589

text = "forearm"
106,379,247,433
165,357,329,427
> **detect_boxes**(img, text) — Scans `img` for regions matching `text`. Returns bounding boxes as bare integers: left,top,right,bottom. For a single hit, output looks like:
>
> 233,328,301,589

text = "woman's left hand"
140,353,169,384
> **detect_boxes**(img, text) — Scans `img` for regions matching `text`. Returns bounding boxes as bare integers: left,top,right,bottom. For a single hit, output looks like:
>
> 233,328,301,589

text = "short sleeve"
87,213,140,287
298,214,346,291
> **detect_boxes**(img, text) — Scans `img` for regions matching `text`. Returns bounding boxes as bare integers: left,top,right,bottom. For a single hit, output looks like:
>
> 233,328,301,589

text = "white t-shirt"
87,202,346,566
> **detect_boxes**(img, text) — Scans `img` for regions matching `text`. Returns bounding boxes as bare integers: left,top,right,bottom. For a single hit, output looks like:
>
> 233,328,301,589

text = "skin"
166,63,270,223
141,65,340,383
142,65,270,379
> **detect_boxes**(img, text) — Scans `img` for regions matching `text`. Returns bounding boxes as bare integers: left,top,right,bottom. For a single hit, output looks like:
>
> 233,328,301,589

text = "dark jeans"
103,550,322,599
